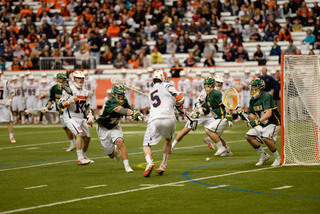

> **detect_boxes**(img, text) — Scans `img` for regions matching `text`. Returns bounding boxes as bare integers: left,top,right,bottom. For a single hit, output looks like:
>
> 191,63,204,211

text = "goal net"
281,55,320,165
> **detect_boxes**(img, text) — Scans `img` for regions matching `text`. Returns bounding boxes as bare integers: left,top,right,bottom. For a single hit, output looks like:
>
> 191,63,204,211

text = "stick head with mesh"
223,88,240,110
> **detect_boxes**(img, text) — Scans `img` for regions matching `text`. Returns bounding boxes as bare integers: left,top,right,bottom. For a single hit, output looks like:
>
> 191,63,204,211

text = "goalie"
184,77,233,157
240,78,281,167
96,85,143,173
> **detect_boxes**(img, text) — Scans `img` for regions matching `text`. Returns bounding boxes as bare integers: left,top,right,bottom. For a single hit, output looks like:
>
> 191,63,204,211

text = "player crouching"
96,85,143,173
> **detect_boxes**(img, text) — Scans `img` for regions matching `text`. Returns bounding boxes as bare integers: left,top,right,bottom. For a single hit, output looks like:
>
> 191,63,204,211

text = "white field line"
0,130,62,137
84,185,107,189
272,186,293,190
24,147,39,150
24,185,47,190
0,124,141,129
0,167,275,214
208,184,229,189
0,139,247,173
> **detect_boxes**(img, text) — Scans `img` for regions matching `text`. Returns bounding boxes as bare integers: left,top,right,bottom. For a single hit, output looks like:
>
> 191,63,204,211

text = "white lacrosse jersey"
222,76,235,93
84,76,97,108
61,85,89,119
24,81,37,99
192,78,203,99
0,79,11,103
148,82,178,122
178,79,191,97
132,77,145,95
10,82,23,98
120,76,132,101
144,76,154,93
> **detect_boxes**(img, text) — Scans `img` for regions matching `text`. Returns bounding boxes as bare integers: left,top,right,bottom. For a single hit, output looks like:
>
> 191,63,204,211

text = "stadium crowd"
0,0,319,72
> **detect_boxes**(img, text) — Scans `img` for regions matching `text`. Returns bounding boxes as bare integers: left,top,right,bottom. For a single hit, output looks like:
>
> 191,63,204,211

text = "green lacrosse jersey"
96,97,131,129
49,84,63,110
204,89,226,119
249,91,281,126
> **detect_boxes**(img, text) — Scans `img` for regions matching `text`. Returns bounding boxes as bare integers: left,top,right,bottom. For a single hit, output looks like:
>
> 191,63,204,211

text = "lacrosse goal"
281,55,320,165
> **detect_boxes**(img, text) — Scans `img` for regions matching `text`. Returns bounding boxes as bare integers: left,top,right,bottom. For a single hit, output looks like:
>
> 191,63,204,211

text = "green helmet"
56,72,67,88
250,78,265,99
203,77,215,94
112,85,126,104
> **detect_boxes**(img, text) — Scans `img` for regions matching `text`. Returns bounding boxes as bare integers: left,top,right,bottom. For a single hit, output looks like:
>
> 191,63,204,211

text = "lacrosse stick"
186,115,198,131
222,88,264,144
111,76,147,96
25,108,58,115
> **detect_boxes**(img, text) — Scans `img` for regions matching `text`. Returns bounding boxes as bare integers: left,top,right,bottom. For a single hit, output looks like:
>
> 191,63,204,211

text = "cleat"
66,144,76,152
203,137,214,150
221,148,233,157
255,153,270,166
214,146,226,156
143,162,155,177
77,158,90,165
114,145,120,162
84,157,95,163
10,137,16,143
156,163,167,176
271,156,281,167
125,165,133,173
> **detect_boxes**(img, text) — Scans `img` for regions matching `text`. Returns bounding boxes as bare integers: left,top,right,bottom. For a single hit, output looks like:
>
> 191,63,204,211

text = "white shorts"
184,95,191,109
64,117,90,137
26,97,37,110
143,118,176,146
89,96,97,110
96,123,123,155
0,106,13,122
60,114,67,128
185,115,215,129
12,97,25,111
246,124,280,142
241,90,251,108
206,118,228,136
134,94,148,109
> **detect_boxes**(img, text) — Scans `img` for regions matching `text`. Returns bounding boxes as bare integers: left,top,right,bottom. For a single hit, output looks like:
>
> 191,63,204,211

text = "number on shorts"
150,90,161,108
75,100,86,113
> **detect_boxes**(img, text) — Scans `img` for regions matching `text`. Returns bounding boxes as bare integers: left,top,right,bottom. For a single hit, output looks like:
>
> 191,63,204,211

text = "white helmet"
180,71,186,76
137,70,142,75
196,70,202,76
19,73,25,78
12,75,18,81
41,72,47,77
26,71,31,75
215,75,224,90
28,74,34,80
73,70,85,88
84,70,89,76
41,78,47,84
152,70,166,82
121,68,127,74
147,66,153,73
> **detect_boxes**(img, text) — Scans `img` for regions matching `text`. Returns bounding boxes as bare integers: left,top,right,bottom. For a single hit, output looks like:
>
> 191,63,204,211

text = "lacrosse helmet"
203,77,215,94
111,84,126,105
215,75,224,90
152,70,166,83
56,72,67,88
11,75,18,81
73,70,85,89
250,78,265,99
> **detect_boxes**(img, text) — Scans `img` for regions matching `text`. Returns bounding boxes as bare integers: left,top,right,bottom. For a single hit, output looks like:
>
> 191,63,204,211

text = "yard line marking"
0,167,275,214
140,184,159,187
208,185,229,189
84,185,107,189
272,186,293,190
24,185,47,190
25,147,39,150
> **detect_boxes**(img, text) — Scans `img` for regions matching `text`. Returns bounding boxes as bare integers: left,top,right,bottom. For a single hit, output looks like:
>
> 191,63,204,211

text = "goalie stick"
222,87,264,144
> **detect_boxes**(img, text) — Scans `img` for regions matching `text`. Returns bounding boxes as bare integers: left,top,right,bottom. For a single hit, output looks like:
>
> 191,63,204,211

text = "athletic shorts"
143,118,176,146
185,115,215,129
96,123,123,155
12,97,25,111
64,117,90,137
0,106,13,122
206,118,228,136
246,124,280,142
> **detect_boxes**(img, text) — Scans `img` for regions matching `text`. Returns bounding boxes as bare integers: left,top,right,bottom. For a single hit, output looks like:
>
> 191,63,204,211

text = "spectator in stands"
234,46,250,62
74,44,90,69
0,40,13,61
184,51,196,67
258,67,276,96
285,17,293,31
243,19,256,41
222,0,233,15
101,46,113,65
144,20,153,40
21,55,33,70
203,39,215,59
40,11,52,25
312,2,320,17
203,52,215,67
52,12,64,27
170,58,184,77
273,70,281,111
303,29,316,45
278,25,292,41
188,19,198,35
295,48,302,55
13,44,25,63
88,30,102,69
269,38,281,57
113,53,127,69
298,1,309,25
0,57,5,70
197,17,211,35
252,8,263,25
263,25,277,41
233,18,243,33
238,6,251,26
292,18,303,32
223,44,235,62
249,28,262,42
281,3,292,19
53,34,65,50
217,18,228,38
138,52,151,68
155,33,167,54
167,50,177,68
50,24,60,39
11,57,21,71
264,14,281,33
141,39,151,55
231,36,243,52
107,20,120,38
253,44,267,65
67,0,77,13
127,54,139,69
308,50,315,55
286,39,297,54
193,44,202,62
166,37,177,54
305,10,316,27
150,46,163,64
176,37,188,53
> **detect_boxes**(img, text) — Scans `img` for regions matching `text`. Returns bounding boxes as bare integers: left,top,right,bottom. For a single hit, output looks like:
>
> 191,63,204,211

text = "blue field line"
183,160,320,200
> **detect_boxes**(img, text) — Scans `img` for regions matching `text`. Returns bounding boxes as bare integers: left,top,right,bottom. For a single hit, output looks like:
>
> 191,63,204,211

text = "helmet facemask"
250,78,265,99
112,85,126,105
203,77,216,94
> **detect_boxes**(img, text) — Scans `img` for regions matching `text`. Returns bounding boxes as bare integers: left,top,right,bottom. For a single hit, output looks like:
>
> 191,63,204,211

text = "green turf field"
0,121,319,214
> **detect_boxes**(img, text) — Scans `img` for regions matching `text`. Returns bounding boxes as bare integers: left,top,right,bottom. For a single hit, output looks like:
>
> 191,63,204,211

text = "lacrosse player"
41,72,75,152
120,69,132,105
192,71,203,107
11,75,26,124
172,76,233,157
177,71,191,109
166,72,175,87
96,85,143,173
58,70,94,165
132,70,148,118
84,70,98,116
240,70,253,112
189,77,233,156
239,78,281,167
143,70,186,177
222,70,235,94
0,71,16,143
36,79,50,124
24,75,38,123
